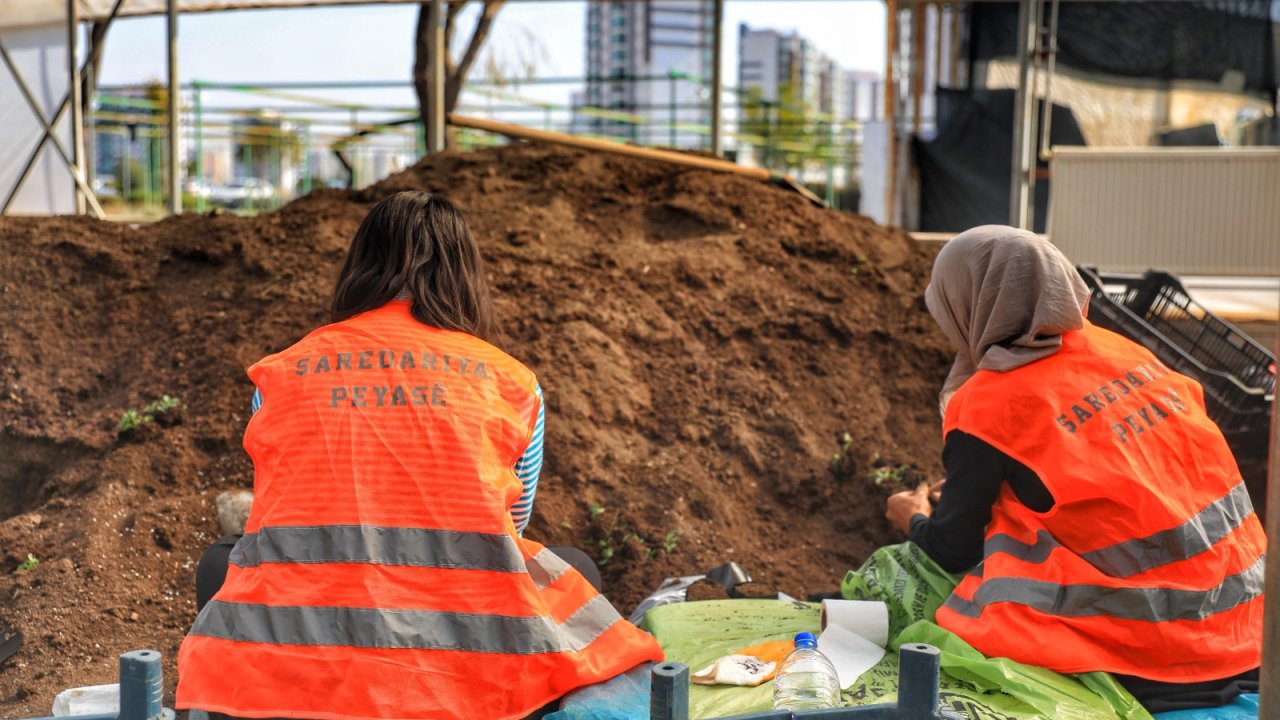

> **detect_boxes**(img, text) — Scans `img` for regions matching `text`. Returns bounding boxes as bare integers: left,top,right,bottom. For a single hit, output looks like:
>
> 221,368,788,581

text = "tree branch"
444,1,465,54
413,3,432,119
446,0,505,111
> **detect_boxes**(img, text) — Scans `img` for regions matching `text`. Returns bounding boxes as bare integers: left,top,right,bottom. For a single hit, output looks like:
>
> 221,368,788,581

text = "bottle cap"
793,631,817,648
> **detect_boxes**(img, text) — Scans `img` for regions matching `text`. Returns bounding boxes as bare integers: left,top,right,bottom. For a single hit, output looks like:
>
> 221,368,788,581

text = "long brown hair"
331,191,497,341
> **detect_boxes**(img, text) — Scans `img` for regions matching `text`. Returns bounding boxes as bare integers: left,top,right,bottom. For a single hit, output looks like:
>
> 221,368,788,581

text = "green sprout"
116,395,183,434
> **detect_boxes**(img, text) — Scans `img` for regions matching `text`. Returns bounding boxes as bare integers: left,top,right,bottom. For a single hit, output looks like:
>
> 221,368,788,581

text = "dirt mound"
0,143,952,714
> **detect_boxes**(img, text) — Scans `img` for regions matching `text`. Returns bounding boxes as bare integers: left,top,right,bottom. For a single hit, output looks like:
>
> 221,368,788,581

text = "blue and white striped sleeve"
510,385,545,536
251,388,263,414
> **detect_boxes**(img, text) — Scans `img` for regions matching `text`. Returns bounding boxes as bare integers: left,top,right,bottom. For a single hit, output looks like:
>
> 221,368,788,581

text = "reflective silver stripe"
945,555,1264,622
1082,482,1255,577
190,594,622,654
526,548,571,590
230,525,526,573
980,483,1256,578
984,531,1057,564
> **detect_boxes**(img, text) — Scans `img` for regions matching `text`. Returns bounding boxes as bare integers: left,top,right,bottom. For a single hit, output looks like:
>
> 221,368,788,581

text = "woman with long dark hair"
177,191,663,720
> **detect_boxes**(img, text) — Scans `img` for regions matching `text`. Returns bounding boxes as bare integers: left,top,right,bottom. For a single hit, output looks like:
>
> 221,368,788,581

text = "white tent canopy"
0,0,411,30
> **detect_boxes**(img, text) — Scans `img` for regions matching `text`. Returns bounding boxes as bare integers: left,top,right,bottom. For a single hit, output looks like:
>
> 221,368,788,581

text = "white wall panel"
1050,148,1280,276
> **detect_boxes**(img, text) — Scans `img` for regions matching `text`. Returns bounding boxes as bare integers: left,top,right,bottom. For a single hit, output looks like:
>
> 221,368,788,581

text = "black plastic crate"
1077,266,1275,455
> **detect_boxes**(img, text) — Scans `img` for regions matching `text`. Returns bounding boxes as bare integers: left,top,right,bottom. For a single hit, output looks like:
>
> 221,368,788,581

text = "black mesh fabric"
915,89,1086,233
969,2,1277,94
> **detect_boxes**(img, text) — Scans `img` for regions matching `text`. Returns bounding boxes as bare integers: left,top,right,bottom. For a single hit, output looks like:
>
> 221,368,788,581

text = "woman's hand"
886,483,932,534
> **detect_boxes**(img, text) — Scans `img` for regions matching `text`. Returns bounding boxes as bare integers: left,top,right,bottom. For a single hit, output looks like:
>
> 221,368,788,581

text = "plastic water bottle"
772,631,841,711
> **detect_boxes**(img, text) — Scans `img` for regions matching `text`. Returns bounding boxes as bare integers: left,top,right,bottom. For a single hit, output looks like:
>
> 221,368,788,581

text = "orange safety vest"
176,300,664,720
935,322,1264,682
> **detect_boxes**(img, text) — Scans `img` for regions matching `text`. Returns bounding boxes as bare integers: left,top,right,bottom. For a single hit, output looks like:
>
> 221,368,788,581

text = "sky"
94,1,886,136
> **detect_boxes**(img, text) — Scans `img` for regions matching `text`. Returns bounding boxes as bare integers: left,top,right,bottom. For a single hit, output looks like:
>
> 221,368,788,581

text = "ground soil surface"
0,143,957,715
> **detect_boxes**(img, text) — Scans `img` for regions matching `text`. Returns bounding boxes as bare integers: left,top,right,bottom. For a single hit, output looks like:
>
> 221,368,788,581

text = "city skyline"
96,2,887,107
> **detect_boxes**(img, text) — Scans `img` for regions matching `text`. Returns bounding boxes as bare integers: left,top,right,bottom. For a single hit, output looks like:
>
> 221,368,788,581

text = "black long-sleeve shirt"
907,430,1258,711
908,430,1052,573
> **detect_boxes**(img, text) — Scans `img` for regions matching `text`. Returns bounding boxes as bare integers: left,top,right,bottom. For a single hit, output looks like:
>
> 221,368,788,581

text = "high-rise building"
738,24,864,181
845,70,885,122
583,1,714,147
737,24,825,110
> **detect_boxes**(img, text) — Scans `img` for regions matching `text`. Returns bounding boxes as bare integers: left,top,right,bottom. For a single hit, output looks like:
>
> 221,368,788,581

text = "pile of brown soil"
0,143,953,714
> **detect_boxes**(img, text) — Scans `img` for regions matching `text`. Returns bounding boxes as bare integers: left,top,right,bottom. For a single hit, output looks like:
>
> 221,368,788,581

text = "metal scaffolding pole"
1009,0,1040,230
710,0,724,157
884,0,898,225
0,43,105,217
167,0,181,214
2,0,122,218
67,0,86,213
425,0,446,153
1262,332,1280,717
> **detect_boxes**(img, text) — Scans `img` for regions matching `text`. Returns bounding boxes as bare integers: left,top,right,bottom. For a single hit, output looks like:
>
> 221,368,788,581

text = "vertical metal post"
825,144,835,206
167,0,180,214
67,0,86,214
763,101,774,168
141,135,152,209
898,643,942,719
269,135,280,208
193,81,204,212
911,1,926,134
668,71,677,147
884,0,899,225
1009,0,1039,229
123,132,132,203
710,0,724,157
302,125,312,195
949,3,963,88
118,650,163,720
933,2,944,93
425,0,446,153
1260,331,1280,718
650,663,689,720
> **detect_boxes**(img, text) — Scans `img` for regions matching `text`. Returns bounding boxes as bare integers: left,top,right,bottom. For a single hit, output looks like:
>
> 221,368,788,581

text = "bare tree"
413,1,506,148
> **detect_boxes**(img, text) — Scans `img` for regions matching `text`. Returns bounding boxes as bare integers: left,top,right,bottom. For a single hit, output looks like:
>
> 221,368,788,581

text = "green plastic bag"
841,541,960,634
843,543,1153,720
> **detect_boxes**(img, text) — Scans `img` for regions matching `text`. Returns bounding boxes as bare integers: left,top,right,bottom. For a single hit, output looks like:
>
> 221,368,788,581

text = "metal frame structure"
0,0,124,218
3,3,1277,708
1,0,727,217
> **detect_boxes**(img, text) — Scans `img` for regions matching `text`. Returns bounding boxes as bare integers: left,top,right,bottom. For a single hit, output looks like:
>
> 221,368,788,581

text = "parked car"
184,178,213,199
209,178,275,208
92,178,120,200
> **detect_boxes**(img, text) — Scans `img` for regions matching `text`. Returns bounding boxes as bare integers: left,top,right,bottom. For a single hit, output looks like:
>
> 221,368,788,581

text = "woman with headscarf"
885,225,1264,713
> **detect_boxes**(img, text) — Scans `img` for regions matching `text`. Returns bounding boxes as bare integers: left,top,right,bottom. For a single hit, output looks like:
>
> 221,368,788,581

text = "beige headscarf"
925,225,1091,414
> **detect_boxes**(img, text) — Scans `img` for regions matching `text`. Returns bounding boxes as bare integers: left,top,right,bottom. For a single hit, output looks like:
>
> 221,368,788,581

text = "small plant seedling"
15,553,38,572
116,395,184,434
662,530,679,555
116,409,152,432
589,503,605,520
867,464,912,486
829,431,857,482
559,520,573,530
144,395,182,415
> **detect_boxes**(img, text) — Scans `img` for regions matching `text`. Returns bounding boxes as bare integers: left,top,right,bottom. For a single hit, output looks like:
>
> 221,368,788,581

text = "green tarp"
640,543,1154,720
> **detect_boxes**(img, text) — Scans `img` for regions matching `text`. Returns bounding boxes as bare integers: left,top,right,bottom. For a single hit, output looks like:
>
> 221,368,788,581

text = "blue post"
118,650,163,720
650,662,689,720
896,643,940,719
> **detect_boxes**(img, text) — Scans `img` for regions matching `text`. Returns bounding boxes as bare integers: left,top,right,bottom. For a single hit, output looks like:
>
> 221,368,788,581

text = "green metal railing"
89,73,865,217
